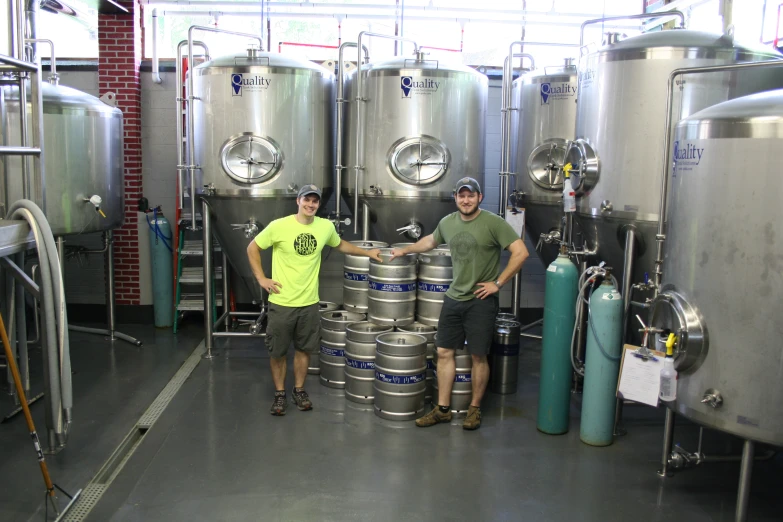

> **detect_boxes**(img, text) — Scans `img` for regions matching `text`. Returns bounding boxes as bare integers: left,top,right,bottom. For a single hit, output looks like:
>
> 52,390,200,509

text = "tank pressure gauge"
220,133,282,184
388,135,450,186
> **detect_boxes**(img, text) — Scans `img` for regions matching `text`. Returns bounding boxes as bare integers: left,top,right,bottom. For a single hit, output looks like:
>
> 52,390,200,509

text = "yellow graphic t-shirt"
254,215,341,307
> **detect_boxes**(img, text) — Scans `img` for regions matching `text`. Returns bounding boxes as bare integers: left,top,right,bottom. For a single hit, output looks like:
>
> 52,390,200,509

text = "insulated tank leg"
657,407,675,477
537,254,578,434
614,227,637,437
579,280,622,447
202,198,216,358
362,202,371,241
736,439,754,522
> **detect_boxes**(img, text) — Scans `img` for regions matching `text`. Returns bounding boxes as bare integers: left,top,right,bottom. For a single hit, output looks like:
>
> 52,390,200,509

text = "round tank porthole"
387,135,450,186
527,138,569,191
219,132,283,184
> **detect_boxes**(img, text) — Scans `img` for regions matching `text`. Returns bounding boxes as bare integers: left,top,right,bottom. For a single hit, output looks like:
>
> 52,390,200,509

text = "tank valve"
85,195,107,218
288,183,299,194
701,389,723,409
396,220,422,240
232,219,260,239
203,183,216,196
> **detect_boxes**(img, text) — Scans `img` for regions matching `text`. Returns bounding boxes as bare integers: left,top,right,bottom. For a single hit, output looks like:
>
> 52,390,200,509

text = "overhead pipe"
25,38,57,84
186,26,260,231
152,8,162,83
335,41,369,233
278,41,338,53
175,39,209,215
353,31,418,235
579,11,686,47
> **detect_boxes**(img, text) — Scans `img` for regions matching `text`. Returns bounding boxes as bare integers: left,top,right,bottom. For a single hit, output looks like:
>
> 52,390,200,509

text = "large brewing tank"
566,30,782,287
0,83,124,235
649,89,783,446
343,52,487,242
192,50,334,298
511,58,578,265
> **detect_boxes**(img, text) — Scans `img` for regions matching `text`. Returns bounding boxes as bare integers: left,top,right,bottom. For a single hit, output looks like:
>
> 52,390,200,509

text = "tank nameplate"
230,73,272,96
400,76,440,98
540,82,577,104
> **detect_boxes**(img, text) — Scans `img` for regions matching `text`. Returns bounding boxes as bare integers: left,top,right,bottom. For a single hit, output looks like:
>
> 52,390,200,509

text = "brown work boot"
463,405,482,430
415,406,452,427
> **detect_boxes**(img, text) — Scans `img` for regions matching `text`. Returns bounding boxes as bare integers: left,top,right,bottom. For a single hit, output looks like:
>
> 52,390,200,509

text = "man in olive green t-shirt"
390,177,529,430
247,184,382,416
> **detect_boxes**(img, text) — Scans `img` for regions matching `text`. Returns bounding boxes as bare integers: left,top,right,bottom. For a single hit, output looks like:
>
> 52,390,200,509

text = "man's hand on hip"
473,281,500,300
258,277,282,294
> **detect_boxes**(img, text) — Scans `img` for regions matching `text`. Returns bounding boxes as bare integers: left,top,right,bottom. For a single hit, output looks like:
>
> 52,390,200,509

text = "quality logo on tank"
540,82,577,105
578,68,596,89
231,73,272,96
401,76,440,98
672,140,705,174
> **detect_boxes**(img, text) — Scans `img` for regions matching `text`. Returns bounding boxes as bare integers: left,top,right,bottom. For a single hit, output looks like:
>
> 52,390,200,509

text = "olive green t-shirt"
432,210,520,301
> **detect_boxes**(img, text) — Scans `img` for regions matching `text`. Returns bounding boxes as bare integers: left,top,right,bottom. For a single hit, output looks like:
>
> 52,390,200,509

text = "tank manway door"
388,135,450,186
564,138,599,195
527,138,569,191
648,287,706,373
220,133,282,184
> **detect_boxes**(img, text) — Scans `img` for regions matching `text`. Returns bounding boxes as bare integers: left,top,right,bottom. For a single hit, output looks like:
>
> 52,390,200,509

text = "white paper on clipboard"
505,207,525,239
617,344,664,407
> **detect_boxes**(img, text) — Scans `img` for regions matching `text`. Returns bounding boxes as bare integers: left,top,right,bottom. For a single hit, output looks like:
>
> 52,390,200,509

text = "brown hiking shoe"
415,406,452,427
463,405,482,430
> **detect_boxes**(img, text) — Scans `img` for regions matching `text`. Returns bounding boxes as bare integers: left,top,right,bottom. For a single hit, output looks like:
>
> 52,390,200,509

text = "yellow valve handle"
563,162,573,178
98,209,106,218
665,332,677,356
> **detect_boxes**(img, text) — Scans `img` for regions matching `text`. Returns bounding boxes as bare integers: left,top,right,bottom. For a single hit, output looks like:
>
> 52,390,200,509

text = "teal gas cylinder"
580,279,623,446
148,210,173,328
537,253,578,434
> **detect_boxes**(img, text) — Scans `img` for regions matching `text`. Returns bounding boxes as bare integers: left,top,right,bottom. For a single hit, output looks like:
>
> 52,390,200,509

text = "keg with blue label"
368,249,417,327
373,332,427,421
310,301,341,375
343,240,388,314
416,248,452,326
490,319,521,395
319,310,366,389
433,341,473,413
344,322,394,404
397,323,437,403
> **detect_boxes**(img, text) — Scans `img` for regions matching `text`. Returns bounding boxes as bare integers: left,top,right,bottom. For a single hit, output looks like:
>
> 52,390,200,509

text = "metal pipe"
736,439,754,522
519,318,542,332
14,251,28,392
575,259,588,363
0,146,41,156
657,407,676,477
67,325,142,346
25,38,56,84
152,8,162,83
511,273,520,319
655,60,783,296
579,11,686,47
213,331,266,338
335,42,369,230
202,198,215,357
187,26,261,231
621,227,636,343
279,41,338,52
176,39,209,215
362,202,370,240
520,332,542,340
14,0,24,60
105,230,116,339
0,53,38,71
221,250,229,332
353,31,418,234
719,0,733,36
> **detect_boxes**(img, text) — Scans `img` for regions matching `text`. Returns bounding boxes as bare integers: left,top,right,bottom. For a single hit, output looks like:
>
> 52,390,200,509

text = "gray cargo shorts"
435,295,499,356
265,302,321,359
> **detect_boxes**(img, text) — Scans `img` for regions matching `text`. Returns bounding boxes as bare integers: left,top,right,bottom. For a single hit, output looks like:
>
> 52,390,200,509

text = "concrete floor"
2,319,782,521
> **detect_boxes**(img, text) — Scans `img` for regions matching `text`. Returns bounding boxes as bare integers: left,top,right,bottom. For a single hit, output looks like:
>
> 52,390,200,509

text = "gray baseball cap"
455,176,481,194
297,184,322,199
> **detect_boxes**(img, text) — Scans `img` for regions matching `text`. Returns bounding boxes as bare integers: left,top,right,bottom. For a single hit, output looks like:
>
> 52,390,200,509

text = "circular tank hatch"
387,135,450,186
527,139,569,191
220,133,282,184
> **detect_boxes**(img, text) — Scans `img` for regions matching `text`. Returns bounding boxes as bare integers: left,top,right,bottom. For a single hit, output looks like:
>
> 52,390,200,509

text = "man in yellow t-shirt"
247,184,382,416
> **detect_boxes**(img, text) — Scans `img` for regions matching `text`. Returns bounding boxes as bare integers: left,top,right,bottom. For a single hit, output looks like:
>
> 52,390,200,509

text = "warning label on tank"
401,76,440,98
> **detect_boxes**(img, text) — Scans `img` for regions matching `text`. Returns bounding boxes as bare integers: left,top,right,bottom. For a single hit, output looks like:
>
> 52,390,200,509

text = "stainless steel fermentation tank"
342,51,487,242
193,50,334,299
510,59,578,265
653,89,783,448
565,30,782,290
1,83,124,234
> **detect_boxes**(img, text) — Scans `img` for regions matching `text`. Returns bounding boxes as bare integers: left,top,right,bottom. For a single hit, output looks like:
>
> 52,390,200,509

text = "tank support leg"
614,227,637,437
202,199,217,359
735,439,754,522
657,407,675,477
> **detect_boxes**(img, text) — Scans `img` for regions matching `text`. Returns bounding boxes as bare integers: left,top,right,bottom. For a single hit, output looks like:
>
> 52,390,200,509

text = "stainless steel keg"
319,310,366,389
310,302,342,375
397,323,437,403
345,322,394,404
433,342,473,413
368,249,417,326
373,332,427,421
343,240,388,313
416,248,452,326
490,320,521,394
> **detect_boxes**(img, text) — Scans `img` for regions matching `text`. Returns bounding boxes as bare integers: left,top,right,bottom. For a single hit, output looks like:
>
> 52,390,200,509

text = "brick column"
99,0,142,305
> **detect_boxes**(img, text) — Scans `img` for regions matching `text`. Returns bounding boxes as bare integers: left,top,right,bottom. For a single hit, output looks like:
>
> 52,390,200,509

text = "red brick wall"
99,0,142,305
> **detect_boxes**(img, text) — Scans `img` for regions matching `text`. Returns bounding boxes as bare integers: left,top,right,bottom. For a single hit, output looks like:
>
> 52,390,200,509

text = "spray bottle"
659,333,678,402
562,163,576,213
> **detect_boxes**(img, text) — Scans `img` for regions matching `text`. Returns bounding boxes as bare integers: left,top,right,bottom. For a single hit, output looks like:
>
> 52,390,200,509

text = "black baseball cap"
297,184,322,199
455,177,481,194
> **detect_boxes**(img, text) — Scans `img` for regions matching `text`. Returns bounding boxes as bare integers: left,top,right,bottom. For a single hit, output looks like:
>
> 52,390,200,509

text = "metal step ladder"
173,216,224,333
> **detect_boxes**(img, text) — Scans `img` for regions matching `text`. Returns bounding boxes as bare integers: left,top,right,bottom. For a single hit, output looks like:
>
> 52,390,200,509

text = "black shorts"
265,302,321,358
435,295,499,356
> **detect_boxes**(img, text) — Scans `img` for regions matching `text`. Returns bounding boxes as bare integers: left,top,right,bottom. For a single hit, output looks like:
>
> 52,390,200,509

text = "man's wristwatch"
494,279,503,288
